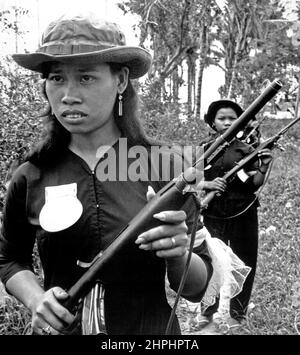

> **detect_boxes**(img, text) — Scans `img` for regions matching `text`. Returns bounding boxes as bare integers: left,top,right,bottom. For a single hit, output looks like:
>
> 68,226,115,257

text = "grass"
0,119,299,335
242,142,300,335
0,292,31,335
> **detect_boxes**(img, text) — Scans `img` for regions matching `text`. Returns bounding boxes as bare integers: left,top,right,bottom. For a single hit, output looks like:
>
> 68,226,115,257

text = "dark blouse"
0,140,212,335
202,138,260,218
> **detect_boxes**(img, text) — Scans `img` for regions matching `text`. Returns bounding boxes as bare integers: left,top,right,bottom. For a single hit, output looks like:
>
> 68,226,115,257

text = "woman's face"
213,107,238,133
45,62,128,138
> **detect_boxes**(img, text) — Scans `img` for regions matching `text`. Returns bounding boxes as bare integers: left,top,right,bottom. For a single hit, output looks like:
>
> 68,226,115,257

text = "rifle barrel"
275,115,300,137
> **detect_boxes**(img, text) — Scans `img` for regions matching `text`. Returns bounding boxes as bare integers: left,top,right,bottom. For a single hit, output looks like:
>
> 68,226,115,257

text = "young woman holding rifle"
197,99,273,334
0,13,213,335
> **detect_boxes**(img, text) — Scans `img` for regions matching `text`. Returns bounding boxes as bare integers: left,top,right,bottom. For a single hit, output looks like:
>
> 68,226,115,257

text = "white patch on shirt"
237,169,250,183
39,183,83,232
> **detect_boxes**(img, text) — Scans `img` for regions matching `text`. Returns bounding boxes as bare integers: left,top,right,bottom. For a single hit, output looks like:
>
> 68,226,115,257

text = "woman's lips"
61,111,87,123
62,110,87,117
63,113,84,119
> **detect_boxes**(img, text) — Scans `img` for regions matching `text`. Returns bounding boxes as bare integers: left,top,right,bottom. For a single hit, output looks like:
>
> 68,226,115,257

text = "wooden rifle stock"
201,114,300,210
62,79,282,312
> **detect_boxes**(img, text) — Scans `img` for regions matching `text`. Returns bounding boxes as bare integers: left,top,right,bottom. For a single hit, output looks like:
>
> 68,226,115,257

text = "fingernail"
135,236,145,244
147,186,155,194
153,212,166,221
139,244,150,250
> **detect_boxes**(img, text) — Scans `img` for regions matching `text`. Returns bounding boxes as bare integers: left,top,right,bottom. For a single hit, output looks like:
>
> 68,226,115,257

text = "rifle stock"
62,79,283,312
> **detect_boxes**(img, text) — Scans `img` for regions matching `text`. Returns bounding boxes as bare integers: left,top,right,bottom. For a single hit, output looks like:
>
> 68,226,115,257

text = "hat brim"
12,46,152,79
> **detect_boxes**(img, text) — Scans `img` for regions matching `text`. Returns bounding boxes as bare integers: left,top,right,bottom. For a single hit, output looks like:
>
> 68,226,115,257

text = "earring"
118,94,123,117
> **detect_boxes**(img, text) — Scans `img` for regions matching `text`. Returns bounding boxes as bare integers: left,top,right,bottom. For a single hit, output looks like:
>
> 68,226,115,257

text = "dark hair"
26,62,156,166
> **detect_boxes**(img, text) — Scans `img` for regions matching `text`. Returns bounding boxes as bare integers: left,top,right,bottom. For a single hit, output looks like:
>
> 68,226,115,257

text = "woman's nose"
61,83,82,105
224,119,232,126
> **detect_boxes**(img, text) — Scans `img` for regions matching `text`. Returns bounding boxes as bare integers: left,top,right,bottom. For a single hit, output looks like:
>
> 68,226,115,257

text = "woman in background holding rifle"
198,99,273,334
0,14,213,335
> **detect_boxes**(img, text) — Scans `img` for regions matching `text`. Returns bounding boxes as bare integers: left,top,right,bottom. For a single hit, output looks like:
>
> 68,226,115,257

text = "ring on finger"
41,325,51,335
170,237,176,248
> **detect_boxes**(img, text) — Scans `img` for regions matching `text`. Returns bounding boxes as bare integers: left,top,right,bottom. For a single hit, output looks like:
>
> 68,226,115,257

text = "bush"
0,55,45,210
142,103,209,146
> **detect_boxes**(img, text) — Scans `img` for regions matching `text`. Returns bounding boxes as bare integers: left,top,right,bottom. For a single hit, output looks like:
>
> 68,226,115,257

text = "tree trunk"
227,50,239,99
195,24,208,121
226,13,251,98
14,7,18,53
172,67,179,103
187,56,193,116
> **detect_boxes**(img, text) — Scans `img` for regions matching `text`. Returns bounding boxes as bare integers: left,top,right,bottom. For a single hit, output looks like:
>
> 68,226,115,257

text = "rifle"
243,115,269,145
200,114,300,211
61,79,282,313
204,92,274,167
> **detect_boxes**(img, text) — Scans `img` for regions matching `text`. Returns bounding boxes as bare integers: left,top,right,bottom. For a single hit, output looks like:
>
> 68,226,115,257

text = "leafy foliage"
120,0,299,117
119,0,220,114
0,6,28,35
0,56,45,210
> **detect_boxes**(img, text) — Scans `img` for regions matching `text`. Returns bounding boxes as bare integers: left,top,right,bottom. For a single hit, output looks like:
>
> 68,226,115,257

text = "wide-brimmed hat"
12,14,152,79
204,99,244,127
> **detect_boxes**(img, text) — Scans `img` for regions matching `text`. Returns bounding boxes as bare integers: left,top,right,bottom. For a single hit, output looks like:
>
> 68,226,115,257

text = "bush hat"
12,14,152,79
204,99,244,127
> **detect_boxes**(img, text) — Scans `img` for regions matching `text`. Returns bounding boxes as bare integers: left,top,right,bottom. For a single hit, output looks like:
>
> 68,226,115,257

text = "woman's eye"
81,75,94,83
48,75,63,83
217,116,236,121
